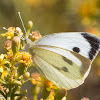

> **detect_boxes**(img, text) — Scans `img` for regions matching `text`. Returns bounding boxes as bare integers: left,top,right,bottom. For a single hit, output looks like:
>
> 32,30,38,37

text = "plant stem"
0,90,7,99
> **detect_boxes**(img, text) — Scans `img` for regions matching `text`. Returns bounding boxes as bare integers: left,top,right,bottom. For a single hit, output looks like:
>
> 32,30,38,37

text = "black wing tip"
81,33,100,43
81,32,100,61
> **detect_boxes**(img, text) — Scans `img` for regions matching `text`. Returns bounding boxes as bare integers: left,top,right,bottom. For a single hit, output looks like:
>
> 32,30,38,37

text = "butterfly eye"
73,47,80,53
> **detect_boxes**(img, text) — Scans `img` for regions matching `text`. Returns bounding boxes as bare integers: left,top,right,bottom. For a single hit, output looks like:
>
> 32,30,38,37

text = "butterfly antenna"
18,12,27,35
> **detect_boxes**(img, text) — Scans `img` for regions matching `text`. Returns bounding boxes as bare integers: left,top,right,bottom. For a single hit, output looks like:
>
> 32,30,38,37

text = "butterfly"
25,32,100,90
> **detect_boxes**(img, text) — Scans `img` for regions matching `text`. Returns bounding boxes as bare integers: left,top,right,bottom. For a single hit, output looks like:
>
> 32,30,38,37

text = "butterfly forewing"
34,32,100,61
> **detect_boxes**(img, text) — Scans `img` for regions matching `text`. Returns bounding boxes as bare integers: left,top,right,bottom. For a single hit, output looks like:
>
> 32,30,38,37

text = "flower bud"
30,30,42,41
27,21,33,29
13,80,22,85
15,27,22,34
26,21,33,38
24,72,30,79
12,36,20,56
4,40,12,51
15,27,23,38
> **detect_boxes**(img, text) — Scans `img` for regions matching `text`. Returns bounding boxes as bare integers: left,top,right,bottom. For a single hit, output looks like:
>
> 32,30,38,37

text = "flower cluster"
0,54,9,78
0,27,15,39
0,25,34,99
0,21,67,100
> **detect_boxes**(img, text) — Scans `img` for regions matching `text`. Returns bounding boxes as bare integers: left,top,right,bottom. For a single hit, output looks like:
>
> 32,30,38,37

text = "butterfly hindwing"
31,46,91,89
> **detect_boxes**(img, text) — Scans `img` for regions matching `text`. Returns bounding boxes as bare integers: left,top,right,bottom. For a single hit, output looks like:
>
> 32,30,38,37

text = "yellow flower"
31,73,58,91
0,27,15,39
49,90,54,100
0,66,8,78
0,54,9,65
20,52,32,65
31,73,42,85
0,54,9,78
7,50,21,60
6,50,13,60
0,66,3,72
6,50,32,66
44,80,58,91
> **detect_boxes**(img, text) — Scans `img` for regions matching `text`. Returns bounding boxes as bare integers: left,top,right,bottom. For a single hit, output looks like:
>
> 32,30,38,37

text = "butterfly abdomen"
81,33,100,61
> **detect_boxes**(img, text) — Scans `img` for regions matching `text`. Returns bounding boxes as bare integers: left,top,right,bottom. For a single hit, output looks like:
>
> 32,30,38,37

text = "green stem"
15,93,26,100
32,85,40,100
11,85,19,100
0,90,7,99
7,97,11,100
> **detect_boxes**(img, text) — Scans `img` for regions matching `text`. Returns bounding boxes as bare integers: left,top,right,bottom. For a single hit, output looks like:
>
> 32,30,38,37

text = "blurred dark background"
0,0,100,100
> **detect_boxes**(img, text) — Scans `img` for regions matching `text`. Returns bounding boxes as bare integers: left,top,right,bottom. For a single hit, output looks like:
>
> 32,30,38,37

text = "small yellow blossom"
44,80,58,91
0,54,9,78
49,90,54,100
31,73,58,91
6,50,21,64
0,54,5,62
0,66,8,78
6,50,32,66
0,54,9,65
0,66,3,72
0,27,15,39
6,50,13,60
31,73,42,85
20,52,32,65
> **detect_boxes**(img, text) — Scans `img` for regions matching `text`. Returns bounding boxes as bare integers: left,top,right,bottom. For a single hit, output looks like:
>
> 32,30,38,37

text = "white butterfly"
25,32,100,90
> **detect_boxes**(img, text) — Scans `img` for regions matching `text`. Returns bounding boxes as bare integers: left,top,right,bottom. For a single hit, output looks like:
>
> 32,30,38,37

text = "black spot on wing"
62,67,68,72
53,66,68,72
62,56,73,65
73,47,80,53
81,33,100,61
